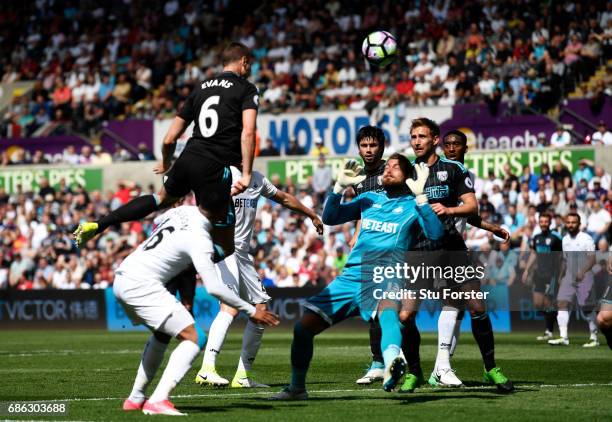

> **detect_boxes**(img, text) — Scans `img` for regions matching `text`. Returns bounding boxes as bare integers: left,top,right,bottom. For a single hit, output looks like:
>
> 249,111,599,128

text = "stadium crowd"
0,153,610,290
1,0,611,140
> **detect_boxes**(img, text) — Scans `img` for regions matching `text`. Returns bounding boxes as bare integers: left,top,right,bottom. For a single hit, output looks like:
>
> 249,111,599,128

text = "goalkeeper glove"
333,159,366,194
406,162,430,205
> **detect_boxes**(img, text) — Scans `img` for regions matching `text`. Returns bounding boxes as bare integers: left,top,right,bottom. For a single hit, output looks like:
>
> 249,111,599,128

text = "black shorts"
601,281,612,305
533,274,558,296
166,265,197,302
163,148,234,226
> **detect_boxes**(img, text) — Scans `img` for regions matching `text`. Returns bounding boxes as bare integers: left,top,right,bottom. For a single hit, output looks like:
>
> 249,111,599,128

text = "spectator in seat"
591,120,612,145
550,125,571,147
259,138,280,157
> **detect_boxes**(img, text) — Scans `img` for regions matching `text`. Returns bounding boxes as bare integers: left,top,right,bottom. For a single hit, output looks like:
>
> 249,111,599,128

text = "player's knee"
177,324,200,346
597,312,612,329
299,311,328,335
468,299,486,316
399,310,416,323
220,303,239,317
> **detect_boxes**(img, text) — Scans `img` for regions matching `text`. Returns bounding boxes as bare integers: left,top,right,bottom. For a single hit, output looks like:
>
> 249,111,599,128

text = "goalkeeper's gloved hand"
333,159,366,194
406,162,430,205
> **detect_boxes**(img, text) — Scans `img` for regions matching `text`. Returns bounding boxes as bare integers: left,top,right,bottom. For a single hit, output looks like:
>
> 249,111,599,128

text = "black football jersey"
353,161,386,195
531,230,563,277
411,156,475,250
178,71,259,166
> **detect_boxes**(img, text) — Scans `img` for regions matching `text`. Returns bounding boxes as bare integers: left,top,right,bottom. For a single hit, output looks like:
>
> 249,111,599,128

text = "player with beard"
272,156,444,399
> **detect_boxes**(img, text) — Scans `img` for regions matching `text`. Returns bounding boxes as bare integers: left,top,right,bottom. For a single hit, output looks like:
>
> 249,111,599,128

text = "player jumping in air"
522,213,563,341
548,213,598,347
195,166,323,388
272,155,444,400
115,206,278,415
74,42,259,262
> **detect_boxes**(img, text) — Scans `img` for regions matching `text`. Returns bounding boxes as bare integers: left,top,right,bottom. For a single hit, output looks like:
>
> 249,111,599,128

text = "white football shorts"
216,248,270,305
113,272,195,337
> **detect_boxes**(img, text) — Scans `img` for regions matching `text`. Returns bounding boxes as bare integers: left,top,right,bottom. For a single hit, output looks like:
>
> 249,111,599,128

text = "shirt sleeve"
322,192,363,225
187,230,256,316
242,83,259,111
453,164,475,197
260,176,278,199
177,90,196,123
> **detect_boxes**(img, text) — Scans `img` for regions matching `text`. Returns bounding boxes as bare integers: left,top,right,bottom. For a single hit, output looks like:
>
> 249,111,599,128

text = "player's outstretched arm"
467,215,510,243
271,190,323,235
232,108,257,195
190,243,279,326
322,160,366,225
154,116,188,174
407,163,444,240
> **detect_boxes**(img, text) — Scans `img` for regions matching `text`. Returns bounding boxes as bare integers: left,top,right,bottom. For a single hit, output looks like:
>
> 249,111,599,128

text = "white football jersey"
455,170,476,235
117,206,213,286
231,167,278,250
562,231,595,275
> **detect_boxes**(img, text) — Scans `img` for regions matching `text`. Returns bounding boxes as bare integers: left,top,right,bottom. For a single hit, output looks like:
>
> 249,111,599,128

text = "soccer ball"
361,31,397,67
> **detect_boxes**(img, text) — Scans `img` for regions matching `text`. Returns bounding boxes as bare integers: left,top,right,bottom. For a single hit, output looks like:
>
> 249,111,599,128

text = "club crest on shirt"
436,171,448,181
546,238,551,245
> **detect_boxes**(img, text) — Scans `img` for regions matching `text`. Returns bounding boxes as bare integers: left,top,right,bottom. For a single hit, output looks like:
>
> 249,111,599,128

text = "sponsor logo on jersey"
361,218,399,233
201,79,234,89
392,207,403,214
234,198,258,208
436,171,448,181
425,185,450,200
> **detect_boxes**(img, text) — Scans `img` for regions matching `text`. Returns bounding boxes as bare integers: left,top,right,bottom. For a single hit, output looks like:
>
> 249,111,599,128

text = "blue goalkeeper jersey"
322,191,444,274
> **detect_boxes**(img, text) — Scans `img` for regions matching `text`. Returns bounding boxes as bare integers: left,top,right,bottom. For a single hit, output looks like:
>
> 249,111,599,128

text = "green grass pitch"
0,328,610,421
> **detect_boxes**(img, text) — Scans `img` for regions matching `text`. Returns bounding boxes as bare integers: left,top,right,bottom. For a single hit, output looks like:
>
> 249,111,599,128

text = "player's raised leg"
378,304,407,392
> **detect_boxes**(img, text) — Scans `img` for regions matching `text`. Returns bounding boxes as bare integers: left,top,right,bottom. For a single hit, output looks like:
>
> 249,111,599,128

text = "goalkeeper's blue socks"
379,308,402,367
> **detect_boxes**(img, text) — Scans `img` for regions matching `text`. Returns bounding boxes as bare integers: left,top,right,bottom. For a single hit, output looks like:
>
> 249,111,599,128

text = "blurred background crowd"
0,154,610,290
0,0,610,290
1,0,610,141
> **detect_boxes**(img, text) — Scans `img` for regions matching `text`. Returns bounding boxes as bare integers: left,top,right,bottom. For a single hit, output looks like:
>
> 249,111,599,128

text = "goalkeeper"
272,154,444,400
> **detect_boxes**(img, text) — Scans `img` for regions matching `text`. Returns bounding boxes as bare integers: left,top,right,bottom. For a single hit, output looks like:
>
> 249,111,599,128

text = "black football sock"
97,195,160,233
471,312,496,371
545,310,557,333
369,319,384,364
401,318,422,375
602,325,612,350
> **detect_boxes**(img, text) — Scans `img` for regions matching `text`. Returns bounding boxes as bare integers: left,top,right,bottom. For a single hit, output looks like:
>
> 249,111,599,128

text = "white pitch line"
36,382,612,403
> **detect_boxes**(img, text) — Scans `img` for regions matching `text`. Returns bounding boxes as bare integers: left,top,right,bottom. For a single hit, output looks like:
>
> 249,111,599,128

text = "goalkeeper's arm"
322,192,362,225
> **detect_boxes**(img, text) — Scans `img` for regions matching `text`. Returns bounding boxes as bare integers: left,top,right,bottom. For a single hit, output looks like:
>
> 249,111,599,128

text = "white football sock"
450,316,462,357
434,308,459,373
149,340,200,403
586,310,598,339
201,311,234,368
557,310,569,339
128,335,168,401
236,320,265,374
